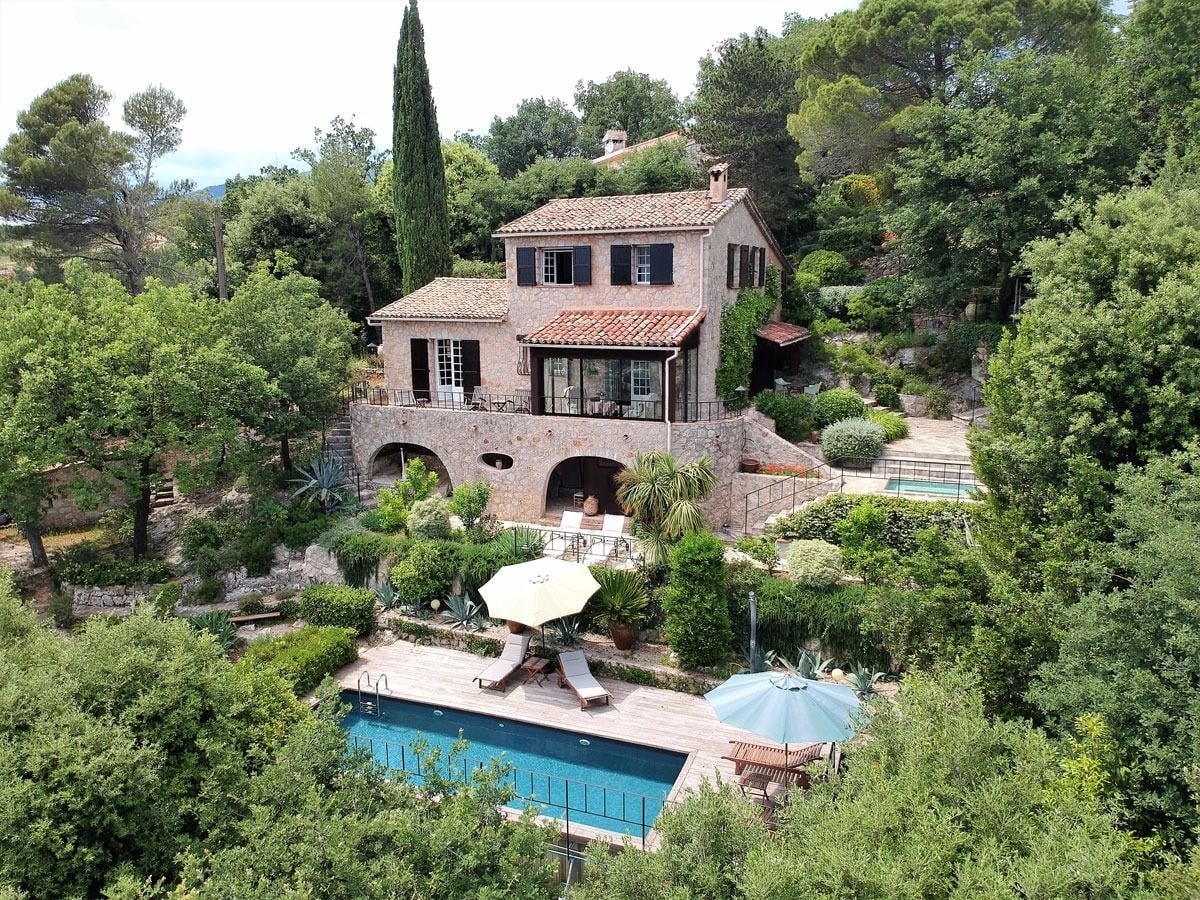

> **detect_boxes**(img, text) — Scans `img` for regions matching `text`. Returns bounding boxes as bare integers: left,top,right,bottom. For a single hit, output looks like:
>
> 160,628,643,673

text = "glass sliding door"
540,354,664,420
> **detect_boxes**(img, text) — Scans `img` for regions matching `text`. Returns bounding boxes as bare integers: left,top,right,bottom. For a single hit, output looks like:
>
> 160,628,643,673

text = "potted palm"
590,568,650,651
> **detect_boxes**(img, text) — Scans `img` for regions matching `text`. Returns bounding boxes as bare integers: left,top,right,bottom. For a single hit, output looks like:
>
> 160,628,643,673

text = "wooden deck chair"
473,632,532,691
556,650,612,709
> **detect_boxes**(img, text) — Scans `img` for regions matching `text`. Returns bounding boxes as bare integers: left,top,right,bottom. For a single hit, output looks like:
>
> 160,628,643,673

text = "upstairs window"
543,248,574,285
635,246,652,284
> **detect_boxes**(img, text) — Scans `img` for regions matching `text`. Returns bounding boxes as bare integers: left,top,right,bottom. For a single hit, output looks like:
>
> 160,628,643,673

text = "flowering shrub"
759,464,815,477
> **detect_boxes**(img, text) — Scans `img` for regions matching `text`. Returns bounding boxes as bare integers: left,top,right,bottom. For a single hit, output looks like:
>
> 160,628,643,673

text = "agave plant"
191,610,237,655
780,648,836,680
551,616,582,646
848,664,885,696
374,582,400,610
292,456,352,514
739,644,780,674
441,593,484,632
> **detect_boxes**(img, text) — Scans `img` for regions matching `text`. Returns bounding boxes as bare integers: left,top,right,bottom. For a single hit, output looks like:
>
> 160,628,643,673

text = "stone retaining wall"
742,409,824,469
67,582,156,608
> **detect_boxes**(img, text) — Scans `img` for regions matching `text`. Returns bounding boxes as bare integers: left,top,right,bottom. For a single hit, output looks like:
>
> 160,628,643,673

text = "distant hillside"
201,184,226,200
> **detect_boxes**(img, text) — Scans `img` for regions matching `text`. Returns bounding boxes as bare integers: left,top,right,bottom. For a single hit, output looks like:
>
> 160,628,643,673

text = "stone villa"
351,164,818,527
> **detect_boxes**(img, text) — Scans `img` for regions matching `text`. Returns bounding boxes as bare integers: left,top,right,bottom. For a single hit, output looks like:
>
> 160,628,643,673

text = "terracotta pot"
582,495,600,516
506,620,527,634
609,622,637,651
810,430,821,443
740,458,760,474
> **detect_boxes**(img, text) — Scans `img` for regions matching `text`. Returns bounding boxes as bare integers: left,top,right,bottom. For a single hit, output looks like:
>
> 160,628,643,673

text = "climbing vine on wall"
716,267,781,406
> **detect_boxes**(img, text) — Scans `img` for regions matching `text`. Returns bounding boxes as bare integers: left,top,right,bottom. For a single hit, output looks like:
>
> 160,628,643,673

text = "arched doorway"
370,442,452,495
545,456,625,519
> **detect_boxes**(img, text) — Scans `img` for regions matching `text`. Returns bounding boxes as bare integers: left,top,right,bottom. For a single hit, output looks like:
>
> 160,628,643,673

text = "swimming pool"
341,691,687,839
884,477,979,498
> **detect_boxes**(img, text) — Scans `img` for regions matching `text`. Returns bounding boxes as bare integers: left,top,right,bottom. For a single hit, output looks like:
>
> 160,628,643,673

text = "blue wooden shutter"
649,243,673,285
573,245,592,285
516,247,537,286
610,244,632,285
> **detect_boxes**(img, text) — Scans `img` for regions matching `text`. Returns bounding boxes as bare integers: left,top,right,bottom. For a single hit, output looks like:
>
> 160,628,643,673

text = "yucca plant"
590,567,650,650
848,664,885,696
616,451,717,568
191,610,237,655
551,616,582,646
292,456,352,514
441,593,484,631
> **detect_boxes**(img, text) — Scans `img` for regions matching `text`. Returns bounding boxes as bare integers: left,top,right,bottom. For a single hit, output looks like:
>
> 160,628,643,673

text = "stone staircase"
151,476,176,509
743,474,841,536
324,415,378,508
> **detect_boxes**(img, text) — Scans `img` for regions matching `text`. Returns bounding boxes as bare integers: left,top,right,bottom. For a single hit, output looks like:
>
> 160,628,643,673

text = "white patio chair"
544,510,585,557
600,514,630,554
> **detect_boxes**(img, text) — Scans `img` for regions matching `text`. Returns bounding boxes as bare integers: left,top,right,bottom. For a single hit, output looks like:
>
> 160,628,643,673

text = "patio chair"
600,514,630,554
473,632,532,691
468,386,488,410
544,511,585,557
556,650,612,709
803,383,821,396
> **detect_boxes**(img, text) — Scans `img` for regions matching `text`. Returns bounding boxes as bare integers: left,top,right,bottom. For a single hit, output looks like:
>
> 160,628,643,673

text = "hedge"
239,625,358,695
772,494,974,553
661,532,731,669
754,392,816,441
298,584,376,635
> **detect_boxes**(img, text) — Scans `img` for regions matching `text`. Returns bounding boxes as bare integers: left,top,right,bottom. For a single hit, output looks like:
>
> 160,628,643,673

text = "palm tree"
616,451,717,567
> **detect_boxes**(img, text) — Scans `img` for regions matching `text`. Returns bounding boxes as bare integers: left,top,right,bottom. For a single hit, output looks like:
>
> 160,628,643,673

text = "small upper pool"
884,477,979,498
341,691,687,839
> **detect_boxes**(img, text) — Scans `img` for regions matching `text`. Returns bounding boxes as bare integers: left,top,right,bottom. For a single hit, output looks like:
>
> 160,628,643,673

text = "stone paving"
879,416,973,462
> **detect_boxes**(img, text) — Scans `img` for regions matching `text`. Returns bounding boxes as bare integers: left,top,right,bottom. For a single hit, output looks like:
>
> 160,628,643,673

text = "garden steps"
323,414,380,509
151,476,176,509
745,478,840,536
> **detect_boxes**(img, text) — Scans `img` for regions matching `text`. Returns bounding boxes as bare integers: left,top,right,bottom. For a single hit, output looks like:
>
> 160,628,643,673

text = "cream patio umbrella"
478,557,600,645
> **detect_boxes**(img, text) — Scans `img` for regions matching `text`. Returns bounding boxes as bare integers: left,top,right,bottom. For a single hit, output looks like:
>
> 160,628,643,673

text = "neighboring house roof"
592,130,696,167
495,188,752,235
756,321,811,347
368,277,507,322
523,308,704,348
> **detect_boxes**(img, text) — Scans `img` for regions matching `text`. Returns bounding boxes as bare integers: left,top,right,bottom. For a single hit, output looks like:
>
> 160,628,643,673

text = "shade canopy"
705,672,861,745
478,557,600,628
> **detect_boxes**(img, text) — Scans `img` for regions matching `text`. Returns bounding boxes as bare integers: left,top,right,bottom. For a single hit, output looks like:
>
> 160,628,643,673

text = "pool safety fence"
349,732,672,847
832,456,981,498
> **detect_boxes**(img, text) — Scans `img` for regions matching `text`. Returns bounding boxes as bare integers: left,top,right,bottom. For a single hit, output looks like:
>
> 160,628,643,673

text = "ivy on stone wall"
716,267,781,406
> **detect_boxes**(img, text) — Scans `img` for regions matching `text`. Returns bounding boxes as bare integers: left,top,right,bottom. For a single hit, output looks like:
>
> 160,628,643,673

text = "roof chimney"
602,129,628,156
708,162,729,205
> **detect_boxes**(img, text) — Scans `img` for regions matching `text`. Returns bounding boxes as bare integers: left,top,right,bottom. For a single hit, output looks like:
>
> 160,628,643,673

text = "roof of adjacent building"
756,321,811,347
495,188,752,235
368,277,508,322
592,130,695,167
523,308,704,348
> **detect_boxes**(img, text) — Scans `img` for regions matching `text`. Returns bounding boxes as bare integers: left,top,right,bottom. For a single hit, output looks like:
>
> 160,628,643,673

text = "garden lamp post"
749,590,758,673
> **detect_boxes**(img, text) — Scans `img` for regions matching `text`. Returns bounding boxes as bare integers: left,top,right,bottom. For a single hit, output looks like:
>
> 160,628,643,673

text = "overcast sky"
0,0,858,188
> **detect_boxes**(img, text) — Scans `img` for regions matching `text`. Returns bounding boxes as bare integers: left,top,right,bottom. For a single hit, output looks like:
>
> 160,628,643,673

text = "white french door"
435,339,463,402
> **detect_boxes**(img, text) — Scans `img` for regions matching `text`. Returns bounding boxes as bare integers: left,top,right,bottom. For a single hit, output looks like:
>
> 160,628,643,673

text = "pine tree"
392,0,452,294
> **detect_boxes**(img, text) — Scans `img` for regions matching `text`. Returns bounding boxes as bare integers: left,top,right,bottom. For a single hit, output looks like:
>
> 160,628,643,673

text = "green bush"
189,577,225,604
50,542,174,587
239,625,358,695
821,417,886,461
874,383,900,408
48,592,75,629
298,584,376,636
389,540,459,609
813,387,866,426
772,494,974,553
190,610,237,655
797,250,855,286
451,256,505,279
661,532,731,669
924,385,952,419
180,516,224,562
753,392,817,441
281,518,327,550
236,533,275,577
333,530,404,588
150,582,182,617
407,496,452,541
816,286,864,317
867,409,909,441
716,278,778,404
785,539,843,588
237,592,266,614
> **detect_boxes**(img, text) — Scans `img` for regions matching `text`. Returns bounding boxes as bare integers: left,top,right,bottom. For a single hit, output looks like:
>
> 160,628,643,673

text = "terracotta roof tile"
370,277,507,321
524,308,704,348
756,321,811,347
495,188,751,235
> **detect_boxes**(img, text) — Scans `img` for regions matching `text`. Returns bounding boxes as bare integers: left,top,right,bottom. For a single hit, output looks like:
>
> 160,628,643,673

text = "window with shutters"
542,248,574,285
635,246,652,284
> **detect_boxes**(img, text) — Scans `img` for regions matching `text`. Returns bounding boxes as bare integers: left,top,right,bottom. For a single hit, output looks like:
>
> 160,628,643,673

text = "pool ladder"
357,671,388,717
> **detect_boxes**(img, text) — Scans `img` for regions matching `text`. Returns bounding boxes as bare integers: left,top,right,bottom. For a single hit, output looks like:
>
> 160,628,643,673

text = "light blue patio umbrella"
705,671,861,749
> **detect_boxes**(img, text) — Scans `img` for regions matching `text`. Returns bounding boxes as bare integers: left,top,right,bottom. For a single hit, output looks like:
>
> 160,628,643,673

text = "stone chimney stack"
602,129,628,155
708,162,729,205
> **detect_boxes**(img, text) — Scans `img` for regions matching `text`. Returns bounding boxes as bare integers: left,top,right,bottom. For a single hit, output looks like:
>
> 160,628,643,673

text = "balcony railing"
341,384,742,423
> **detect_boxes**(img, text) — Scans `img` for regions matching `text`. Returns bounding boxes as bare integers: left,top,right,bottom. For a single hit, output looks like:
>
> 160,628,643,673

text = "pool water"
884,477,979,498
341,692,686,838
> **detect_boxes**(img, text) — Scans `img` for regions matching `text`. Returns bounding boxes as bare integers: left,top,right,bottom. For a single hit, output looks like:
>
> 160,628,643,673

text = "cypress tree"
392,0,451,294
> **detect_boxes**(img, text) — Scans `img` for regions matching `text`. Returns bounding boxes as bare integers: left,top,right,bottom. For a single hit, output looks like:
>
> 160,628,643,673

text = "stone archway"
544,456,625,519
369,442,453,495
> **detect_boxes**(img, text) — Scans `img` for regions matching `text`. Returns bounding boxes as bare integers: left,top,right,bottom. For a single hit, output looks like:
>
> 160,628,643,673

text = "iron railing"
531,528,642,566
339,384,743,424
832,456,981,499
348,733,671,847
742,462,841,533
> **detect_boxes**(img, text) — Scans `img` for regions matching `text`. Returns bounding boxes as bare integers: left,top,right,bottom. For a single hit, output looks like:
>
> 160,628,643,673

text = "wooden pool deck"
337,639,755,844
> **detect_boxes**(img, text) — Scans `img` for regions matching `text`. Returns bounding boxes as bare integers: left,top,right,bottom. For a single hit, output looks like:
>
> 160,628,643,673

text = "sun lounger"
556,650,612,709
544,510,585,557
473,632,532,691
